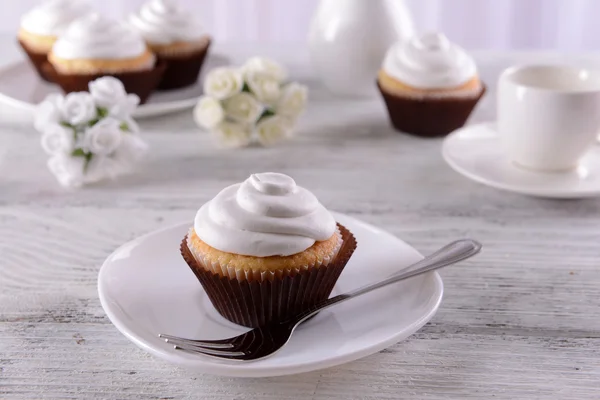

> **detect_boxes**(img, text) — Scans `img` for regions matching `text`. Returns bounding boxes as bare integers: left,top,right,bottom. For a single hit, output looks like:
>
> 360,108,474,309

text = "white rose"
255,115,292,146
243,57,287,82
119,116,140,134
40,123,75,156
112,134,149,171
83,118,122,156
212,121,251,148
47,155,86,188
89,77,126,106
108,95,140,119
89,76,140,120
34,93,64,132
88,76,130,109
84,155,124,183
84,135,148,183
223,92,264,125
245,71,281,104
203,67,244,100
276,83,308,118
194,96,224,129
61,92,97,126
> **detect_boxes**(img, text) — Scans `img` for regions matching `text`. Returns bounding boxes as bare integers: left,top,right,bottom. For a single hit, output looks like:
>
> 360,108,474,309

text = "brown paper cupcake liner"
18,39,53,83
377,81,487,138
43,61,167,104
157,40,211,90
180,223,357,328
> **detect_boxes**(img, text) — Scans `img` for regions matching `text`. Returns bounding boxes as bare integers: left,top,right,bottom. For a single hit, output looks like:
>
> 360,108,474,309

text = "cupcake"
377,33,486,137
181,173,357,328
18,0,91,82
46,14,165,104
128,0,211,90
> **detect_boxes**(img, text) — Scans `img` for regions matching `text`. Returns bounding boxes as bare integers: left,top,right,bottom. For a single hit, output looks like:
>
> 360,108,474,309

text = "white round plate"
443,122,600,199
0,54,229,119
98,212,443,377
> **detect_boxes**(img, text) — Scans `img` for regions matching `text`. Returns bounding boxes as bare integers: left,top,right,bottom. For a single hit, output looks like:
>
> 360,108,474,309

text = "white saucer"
98,212,443,377
443,123,600,199
0,54,229,118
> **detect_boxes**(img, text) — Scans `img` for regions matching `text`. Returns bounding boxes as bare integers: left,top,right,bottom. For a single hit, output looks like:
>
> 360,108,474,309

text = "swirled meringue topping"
20,0,91,36
194,173,337,257
383,33,477,89
128,0,205,45
52,13,147,60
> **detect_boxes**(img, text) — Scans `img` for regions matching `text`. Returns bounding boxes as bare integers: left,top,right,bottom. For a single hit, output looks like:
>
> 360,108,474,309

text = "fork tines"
158,333,246,358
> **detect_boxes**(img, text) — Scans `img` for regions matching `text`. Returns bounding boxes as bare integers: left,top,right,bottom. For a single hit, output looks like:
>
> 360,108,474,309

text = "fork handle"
292,239,482,325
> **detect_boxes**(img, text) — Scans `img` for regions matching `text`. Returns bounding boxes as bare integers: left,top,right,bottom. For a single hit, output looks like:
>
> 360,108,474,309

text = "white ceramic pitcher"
308,0,415,98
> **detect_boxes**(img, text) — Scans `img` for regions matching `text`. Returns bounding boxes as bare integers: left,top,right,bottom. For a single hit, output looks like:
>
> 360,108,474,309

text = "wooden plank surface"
1,47,600,399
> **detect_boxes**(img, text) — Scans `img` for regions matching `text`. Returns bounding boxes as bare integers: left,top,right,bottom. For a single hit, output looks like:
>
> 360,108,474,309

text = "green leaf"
60,121,73,128
258,108,276,122
71,150,93,172
71,148,86,157
86,107,109,126
83,152,93,172
242,82,251,93
97,107,108,118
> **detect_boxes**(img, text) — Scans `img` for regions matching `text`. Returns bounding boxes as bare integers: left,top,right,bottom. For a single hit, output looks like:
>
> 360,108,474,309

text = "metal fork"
159,239,482,361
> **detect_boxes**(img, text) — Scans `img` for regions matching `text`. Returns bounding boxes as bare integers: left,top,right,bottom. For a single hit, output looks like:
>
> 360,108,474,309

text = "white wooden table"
1,39,600,399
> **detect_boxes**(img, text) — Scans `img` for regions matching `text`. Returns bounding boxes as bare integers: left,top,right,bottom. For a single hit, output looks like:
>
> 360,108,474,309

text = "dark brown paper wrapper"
377,81,487,138
43,61,167,104
18,39,53,83
157,40,211,90
181,223,357,328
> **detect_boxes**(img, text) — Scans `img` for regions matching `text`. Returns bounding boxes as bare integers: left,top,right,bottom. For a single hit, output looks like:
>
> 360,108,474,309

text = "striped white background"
6,0,600,51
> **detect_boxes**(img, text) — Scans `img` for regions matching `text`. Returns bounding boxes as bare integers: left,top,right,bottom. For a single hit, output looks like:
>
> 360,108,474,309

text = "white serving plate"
0,54,229,119
98,212,443,377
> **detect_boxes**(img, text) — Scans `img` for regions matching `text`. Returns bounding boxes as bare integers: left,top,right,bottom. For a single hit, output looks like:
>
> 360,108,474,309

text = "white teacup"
498,65,600,171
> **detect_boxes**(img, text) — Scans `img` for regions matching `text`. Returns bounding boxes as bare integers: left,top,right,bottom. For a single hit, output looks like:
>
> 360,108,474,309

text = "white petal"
222,93,263,125
203,67,244,100
47,155,86,188
243,57,287,82
194,96,225,129
212,122,251,148
255,115,292,146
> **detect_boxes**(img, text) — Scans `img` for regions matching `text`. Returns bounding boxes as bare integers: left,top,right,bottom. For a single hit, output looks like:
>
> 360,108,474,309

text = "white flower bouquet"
34,77,148,188
194,57,308,147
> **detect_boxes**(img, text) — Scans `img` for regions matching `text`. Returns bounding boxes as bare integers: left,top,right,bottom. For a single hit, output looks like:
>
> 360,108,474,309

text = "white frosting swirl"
20,0,91,36
194,173,337,257
383,33,477,89
128,0,205,45
52,14,147,60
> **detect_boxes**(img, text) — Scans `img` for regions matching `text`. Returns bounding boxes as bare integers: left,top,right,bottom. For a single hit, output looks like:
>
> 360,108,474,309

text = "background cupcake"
47,14,164,104
182,172,357,328
129,0,211,90
377,32,486,137
18,0,91,82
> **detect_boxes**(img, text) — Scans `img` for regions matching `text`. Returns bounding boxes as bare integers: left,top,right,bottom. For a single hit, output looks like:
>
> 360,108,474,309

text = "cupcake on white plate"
18,0,92,82
46,14,165,103
377,33,486,137
129,0,211,90
182,172,357,328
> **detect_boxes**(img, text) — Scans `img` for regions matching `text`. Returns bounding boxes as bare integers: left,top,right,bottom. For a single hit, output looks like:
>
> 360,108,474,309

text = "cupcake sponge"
48,50,156,75
18,28,56,54
378,69,483,99
187,227,342,273
149,36,210,57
